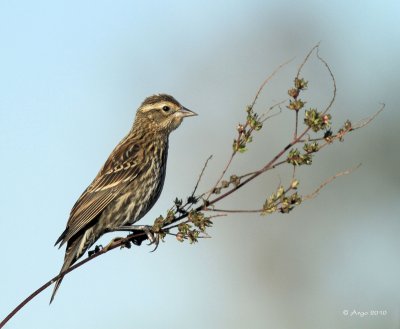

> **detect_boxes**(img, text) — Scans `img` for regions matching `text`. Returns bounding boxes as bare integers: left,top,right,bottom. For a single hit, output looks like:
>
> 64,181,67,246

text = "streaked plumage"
50,94,196,303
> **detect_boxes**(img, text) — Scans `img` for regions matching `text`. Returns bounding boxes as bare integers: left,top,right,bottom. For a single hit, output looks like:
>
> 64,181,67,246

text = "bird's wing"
56,137,146,246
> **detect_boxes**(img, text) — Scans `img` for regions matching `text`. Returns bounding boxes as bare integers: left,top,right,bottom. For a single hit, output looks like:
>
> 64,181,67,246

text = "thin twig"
316,47,337,114
206,208,263,213
190,155,213,199
303,164,361,200
250,58,294,109
238,159,287,180
296,42,320,79
205,152,235,201
259,99,286,122
352,104,385,130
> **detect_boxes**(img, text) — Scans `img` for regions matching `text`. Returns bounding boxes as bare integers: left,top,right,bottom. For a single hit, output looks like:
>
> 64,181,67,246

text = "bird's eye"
162,106,170,112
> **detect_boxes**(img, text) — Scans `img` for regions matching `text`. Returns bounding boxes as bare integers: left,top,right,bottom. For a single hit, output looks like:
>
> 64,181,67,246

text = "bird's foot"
110,225,159,250
102,237,132,252
88,244,103,257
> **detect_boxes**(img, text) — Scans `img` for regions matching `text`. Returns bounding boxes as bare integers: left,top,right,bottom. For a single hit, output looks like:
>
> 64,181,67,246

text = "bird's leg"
102,237,132,251
88,244,103,257
109,225,157,245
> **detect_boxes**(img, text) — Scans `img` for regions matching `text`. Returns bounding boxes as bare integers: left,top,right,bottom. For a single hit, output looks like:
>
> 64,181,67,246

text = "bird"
50,94,196,303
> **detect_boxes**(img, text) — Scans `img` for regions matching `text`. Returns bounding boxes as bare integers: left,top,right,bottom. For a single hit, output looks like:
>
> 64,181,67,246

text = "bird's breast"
100,138,169,228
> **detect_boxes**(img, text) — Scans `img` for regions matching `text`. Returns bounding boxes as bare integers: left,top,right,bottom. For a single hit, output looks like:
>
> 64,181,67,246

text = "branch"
0,230,146,329
0,45,383,328
303,164,362,200
296,42,320,79
352,104,385,130
189,155,213,201
250,58,294,109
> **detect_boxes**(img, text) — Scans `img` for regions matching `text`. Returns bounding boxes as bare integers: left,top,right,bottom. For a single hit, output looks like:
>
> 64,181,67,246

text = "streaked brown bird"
50,94,196,303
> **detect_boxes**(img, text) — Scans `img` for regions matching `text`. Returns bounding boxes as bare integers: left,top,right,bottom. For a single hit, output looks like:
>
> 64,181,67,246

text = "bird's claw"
148,233,161,252
88,244,103,257
102,237,126,252
128,225,160,251
108,225,160,251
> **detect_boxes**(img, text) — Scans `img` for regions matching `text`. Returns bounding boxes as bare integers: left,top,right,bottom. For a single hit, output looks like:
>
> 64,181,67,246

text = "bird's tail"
50,238,81,304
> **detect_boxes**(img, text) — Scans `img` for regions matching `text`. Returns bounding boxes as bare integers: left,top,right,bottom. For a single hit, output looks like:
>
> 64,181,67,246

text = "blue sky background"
1,1,399,328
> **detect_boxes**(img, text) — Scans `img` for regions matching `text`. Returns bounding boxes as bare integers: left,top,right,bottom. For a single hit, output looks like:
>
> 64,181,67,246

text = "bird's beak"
179,106,197,117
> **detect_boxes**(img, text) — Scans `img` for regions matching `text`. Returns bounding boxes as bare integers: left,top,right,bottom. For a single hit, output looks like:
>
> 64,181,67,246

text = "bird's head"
135,94,197,134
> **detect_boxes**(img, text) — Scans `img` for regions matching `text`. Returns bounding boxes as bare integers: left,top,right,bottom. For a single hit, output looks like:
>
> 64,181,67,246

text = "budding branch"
0,44,382,329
